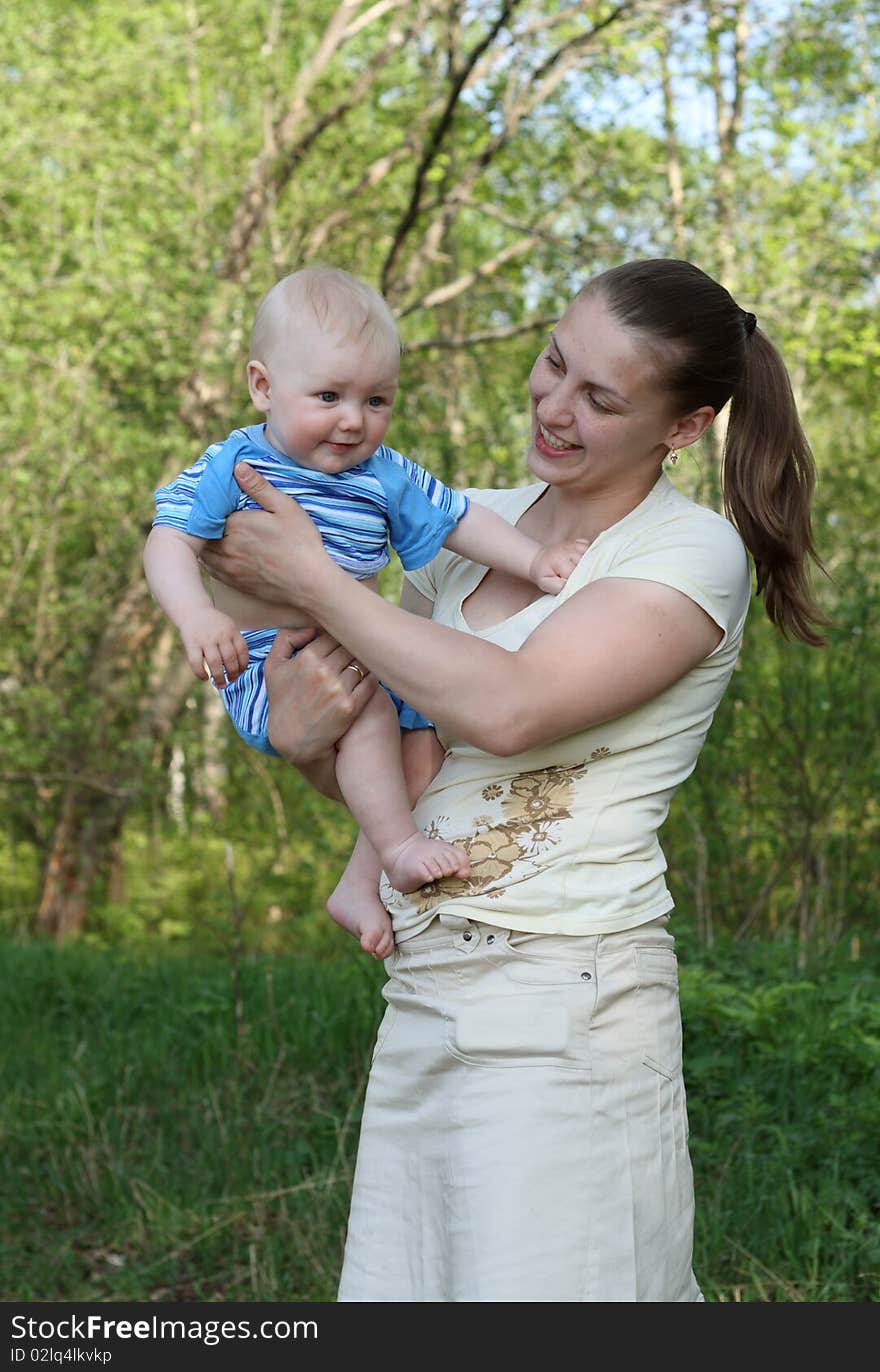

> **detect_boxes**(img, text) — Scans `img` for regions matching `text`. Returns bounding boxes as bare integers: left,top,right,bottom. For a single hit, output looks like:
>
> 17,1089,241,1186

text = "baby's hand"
179,608,249,687
529,538,591,594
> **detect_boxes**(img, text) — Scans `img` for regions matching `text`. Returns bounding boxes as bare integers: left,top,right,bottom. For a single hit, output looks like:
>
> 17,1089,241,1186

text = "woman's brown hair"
584,259,827,645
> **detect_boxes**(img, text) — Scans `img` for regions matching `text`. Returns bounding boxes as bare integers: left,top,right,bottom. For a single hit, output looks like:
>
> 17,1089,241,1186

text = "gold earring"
667,447,679,465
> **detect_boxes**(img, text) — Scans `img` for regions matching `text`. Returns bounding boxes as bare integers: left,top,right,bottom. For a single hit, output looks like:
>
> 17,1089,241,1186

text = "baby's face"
253,321,400,474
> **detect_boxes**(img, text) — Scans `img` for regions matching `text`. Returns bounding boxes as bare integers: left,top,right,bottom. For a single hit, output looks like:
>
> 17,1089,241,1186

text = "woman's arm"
202,465,722,756
311,575,720,755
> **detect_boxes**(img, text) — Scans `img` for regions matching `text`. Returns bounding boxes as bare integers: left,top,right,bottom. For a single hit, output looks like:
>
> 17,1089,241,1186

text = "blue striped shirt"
152,424,469,575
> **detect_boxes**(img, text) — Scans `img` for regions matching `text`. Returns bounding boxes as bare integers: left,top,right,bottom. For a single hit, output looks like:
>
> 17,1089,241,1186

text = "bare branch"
303,145,413,258
184,0,209,273
393,3,642,304
528,2,634,91
344,0,408,39
462,197,581,247
510,2,601,44
277,0,362,135
463,0,671,96
404,318,557,351
221,0,409,278
399,150,599,318
380,1,527,294
0,773,135,799
399,234,540,316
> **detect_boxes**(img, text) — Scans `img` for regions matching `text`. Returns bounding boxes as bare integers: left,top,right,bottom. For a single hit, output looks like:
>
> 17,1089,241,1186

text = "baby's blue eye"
368,396,387,408
318,391,338,403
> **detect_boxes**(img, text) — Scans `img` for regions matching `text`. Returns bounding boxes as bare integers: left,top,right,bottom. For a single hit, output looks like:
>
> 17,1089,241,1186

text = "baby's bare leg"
400,726,448,799
328,727,448,959
326,831,393,959
335,691,469,894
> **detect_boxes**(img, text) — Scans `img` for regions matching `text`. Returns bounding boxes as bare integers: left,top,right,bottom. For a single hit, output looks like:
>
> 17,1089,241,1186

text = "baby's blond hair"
250,266,400,363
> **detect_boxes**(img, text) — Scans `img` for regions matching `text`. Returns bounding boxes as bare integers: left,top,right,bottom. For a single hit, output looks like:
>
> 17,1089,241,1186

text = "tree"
2,1,876,945
2,0,684,936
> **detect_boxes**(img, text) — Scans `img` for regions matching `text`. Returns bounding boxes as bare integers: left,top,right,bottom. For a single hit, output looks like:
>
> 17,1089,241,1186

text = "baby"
144,267,587,956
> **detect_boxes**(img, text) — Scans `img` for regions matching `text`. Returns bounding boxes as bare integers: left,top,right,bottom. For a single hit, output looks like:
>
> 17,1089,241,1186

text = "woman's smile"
535,422,581,456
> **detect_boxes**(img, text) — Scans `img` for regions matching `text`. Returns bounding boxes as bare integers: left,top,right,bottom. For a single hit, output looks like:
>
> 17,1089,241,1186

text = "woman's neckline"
457,473,670,635
458,484,550,634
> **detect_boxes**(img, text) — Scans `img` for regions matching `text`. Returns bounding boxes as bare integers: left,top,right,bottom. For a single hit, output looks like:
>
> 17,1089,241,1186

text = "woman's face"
527,291,683,498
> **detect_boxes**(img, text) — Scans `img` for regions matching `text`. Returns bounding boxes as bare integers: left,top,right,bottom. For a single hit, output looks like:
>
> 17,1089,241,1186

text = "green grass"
1,943,383,1301
1,934,878,1302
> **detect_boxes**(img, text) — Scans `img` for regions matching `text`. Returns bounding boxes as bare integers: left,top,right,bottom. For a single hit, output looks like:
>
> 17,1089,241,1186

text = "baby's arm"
144,525,249,684
442,502,589,593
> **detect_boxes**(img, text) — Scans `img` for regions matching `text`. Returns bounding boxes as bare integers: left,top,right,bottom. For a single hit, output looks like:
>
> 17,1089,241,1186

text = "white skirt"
338,912,702,1302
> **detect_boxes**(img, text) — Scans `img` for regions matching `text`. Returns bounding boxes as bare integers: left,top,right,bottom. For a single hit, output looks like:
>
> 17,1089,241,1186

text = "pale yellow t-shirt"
382,472,751,940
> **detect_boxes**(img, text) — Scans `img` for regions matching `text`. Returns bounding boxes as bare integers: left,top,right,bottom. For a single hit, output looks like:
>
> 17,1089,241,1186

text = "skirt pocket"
634,944,682,1080
446,976,595,1072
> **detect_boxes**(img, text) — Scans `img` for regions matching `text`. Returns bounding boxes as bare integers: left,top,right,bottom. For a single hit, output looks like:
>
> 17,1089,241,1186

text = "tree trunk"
36,652,194,938
659,28,687,259
36,785,128,940
704,0,748,511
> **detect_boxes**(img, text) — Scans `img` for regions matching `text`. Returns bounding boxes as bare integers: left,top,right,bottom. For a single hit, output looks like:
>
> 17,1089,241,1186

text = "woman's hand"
199,462,331,607
264,627,378,772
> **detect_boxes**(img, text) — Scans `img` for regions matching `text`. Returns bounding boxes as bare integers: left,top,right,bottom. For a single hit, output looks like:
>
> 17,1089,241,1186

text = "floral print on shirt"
381,760,598,918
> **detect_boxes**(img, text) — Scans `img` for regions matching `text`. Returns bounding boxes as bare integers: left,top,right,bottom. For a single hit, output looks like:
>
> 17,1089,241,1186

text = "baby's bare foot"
382,832,470,895
327,872,395,960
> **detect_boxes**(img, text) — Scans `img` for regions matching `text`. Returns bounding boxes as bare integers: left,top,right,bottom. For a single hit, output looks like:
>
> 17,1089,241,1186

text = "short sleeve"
403,485,513,603
403,547,454,603
373,448,469,570
152,434,245,538
603,511,751,647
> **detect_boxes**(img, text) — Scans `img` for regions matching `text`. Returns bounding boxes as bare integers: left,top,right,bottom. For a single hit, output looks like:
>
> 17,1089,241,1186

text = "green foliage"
663,564,880,946
0,0,877,946
680,948,880,1301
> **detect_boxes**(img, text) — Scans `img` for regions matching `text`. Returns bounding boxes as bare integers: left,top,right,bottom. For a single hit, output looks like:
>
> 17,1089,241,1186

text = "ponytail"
586,259,828,647
723,330,828,646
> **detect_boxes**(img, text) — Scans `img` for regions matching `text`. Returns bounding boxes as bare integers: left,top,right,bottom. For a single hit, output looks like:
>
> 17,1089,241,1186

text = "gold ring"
344,662,366,683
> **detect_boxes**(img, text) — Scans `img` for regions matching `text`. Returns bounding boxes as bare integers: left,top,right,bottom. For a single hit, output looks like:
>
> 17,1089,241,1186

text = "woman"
201,259,825,1301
